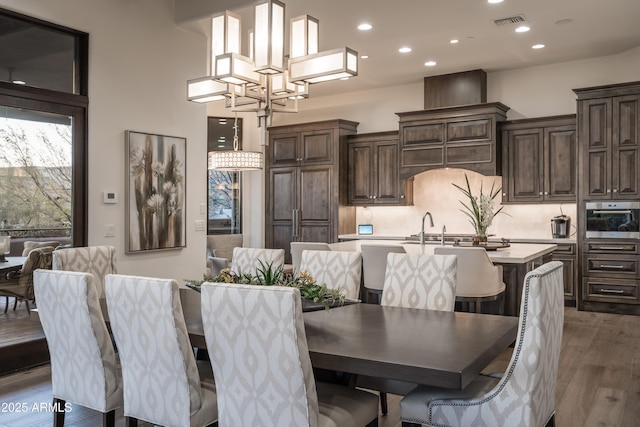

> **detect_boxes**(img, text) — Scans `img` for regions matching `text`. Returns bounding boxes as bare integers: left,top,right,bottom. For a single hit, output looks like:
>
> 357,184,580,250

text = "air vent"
494,14,528,27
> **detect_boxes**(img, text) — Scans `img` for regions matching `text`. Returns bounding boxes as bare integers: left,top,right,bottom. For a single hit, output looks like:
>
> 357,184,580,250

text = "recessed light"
358,23,372,31
488,0,504,3
532,44,545,49
399,47,412,53
424,61,437,67
515,25,530,33
450,39,459,44
360,55,369,59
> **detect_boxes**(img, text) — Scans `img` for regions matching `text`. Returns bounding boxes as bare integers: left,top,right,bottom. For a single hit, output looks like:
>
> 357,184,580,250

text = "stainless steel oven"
586,201,640,239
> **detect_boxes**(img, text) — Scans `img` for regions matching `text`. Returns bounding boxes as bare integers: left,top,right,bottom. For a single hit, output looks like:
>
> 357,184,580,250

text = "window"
207,117,242,235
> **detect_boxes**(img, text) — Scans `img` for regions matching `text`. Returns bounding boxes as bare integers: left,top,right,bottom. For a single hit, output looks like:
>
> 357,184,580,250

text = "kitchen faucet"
441,225,447,245
420,212,434,247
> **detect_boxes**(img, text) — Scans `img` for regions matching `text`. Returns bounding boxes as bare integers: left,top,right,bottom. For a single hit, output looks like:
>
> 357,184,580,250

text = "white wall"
1,0,211,282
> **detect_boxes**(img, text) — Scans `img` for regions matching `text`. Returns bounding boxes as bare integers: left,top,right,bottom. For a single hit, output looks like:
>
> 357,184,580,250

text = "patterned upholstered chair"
205,234,243,277
105,274,218,427
434,246,506,314
400,261,564,427
200,282,378,427
299,249,362,300
358,252,457,414
361,244,406,304
290,241,331,274
0,246,54,314
230,247,284,276
34,270,123,427
381,252,457,310
21,240,60,256
52,246,117,298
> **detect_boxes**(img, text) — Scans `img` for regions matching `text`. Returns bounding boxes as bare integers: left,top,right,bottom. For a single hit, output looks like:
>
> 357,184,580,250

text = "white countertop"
338,234,576,245
330,240,557,264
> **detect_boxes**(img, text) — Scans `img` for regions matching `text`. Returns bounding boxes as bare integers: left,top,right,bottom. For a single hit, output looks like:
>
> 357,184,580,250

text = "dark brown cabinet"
551,243,577,303
265,120,358,263
347,131,413,206
501,115,576,203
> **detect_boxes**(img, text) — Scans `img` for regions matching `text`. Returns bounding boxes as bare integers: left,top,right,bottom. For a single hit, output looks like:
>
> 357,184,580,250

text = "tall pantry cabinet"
265,120,358,263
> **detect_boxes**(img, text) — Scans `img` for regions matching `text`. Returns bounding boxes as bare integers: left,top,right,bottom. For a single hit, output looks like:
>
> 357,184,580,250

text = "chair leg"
13,297,18,311
53,398,65,427
380,391,388,415
103,409,116,427
125,416,138,427
3,296,7,313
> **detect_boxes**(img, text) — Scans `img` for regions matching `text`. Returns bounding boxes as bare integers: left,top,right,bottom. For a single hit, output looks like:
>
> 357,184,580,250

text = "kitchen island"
331,238,557,316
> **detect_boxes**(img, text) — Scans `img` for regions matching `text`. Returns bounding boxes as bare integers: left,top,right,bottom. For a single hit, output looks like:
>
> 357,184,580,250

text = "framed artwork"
125,130,186,253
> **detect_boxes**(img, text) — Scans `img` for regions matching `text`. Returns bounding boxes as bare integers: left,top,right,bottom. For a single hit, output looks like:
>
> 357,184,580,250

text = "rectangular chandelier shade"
270,73,309,99
290,15,319,58
211,11,241,58
215,53,263,85
289,47,358,84
253,0,285,74
187,77,229,103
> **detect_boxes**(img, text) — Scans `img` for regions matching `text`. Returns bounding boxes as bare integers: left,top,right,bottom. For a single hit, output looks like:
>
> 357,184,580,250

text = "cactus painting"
126,131,186,253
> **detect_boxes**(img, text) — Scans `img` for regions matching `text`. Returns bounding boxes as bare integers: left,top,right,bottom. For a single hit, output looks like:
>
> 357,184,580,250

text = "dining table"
0,256,27,281
181,288,518,390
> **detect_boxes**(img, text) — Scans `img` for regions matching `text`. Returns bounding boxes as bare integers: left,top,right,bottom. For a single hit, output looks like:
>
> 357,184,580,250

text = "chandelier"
187,0,358,171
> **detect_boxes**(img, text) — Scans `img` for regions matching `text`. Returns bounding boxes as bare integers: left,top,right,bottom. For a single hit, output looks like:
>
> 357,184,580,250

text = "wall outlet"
105,224,115,237
194,220,205,231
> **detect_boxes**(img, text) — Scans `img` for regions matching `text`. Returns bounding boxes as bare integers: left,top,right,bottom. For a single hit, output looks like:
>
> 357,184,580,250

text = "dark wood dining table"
181,288,518,390
0,257,27,281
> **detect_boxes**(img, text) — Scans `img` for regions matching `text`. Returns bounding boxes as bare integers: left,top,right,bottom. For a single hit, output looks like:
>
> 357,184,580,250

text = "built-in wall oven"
585,201,640,239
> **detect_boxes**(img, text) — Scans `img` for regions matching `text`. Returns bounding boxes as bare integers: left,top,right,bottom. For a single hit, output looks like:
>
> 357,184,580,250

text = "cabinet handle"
544,191,548,195
607,189,611,193
599,246,625,250
400,195,405,199
539,192,543,196
599,264,625,269
373,195,377,199
600,288,625,294
502,192,507,196
613,189,618,193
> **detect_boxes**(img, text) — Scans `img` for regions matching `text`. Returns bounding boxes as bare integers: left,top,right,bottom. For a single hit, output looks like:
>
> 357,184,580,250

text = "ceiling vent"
493,14,528,27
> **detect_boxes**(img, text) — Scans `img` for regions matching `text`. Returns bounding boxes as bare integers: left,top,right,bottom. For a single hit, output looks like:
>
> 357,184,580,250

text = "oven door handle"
591,210,633,215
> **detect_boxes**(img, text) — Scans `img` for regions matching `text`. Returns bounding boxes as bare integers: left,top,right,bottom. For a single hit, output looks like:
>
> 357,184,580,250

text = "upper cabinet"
574,82,640,200
501,115,577,203
346,131,413,206
397,103,509,179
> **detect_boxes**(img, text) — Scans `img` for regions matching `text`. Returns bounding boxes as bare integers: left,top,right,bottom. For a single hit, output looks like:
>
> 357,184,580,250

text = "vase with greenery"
452,174,505,245
185,260,345,310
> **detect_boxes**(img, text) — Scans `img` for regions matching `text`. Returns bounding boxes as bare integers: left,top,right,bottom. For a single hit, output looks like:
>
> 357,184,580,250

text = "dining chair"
205,233,243,277
21,240,60,256
359,252,457,414
52,246,117,298
361,244,406,304
230,247,284,276
34,269,123,427
299,249,362,300
200,282,379,427
105,274,218,427
0,246,54,314
290,241,331,274
400,261,564,427
434,246,506,314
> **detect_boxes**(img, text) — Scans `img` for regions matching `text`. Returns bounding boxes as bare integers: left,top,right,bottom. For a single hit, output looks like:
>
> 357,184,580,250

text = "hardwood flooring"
1,307,639,426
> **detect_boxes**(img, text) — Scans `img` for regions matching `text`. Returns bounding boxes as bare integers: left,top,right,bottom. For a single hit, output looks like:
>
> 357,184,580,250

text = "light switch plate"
103,191,118,204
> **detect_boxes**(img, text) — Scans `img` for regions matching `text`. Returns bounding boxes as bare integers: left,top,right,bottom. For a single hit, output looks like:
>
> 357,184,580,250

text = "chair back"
34,270,122,413
381,253,457,310
105,274,205,426
230,247,285,276
201,282,319,426
52,246,117,298
300,250,362,300
206,234,243,261
434,246,503,297
18,246,55,300
429,261,565,426
361,244,406,293
290,242,331,274
22,240,60,256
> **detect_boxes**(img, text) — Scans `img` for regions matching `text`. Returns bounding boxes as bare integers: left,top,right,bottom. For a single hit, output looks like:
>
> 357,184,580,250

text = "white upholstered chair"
206,234,243,277
230,247,285,276
400,261,564,427
300,249,362,300
200,282,379,427
34,270,123,427
105,274,218,427
361,244,406,304
290,241,331,274
52,246,117,298
381,252,457,310
434,246,506,314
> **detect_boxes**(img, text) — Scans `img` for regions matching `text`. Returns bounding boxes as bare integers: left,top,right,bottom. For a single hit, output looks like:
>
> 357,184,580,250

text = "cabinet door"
506,129,544,202
267,167,297,261
612,95,639,198
299,166,332,224
300,129,334,164
581,98,612,199
348,142,374,205
270,133,299,166
545,125,577,201
375,142,401,204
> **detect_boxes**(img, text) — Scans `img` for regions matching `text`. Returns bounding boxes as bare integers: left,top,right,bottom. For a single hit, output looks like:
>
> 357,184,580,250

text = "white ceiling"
187,0,640,97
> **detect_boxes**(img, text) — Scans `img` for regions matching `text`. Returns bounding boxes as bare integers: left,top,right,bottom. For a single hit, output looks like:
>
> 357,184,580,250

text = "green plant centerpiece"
452,174,506,245
186,260,345,310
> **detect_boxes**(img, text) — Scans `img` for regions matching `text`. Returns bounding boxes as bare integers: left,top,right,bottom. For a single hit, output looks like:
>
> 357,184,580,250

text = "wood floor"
1,306,639,426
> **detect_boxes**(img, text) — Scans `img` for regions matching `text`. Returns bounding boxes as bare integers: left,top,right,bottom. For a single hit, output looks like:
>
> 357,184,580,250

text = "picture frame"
125,130,186,253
